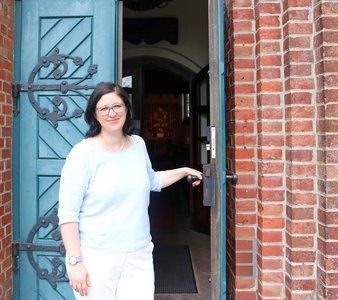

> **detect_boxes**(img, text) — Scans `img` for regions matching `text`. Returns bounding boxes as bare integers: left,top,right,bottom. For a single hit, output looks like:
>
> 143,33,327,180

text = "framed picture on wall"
145,103,179,138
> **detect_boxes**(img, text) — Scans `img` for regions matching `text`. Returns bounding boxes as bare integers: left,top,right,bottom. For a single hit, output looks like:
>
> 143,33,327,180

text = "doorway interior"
123,57,211,299
122,1,211,297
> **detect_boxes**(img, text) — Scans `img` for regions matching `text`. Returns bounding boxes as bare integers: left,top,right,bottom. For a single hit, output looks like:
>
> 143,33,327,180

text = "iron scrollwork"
13,48,97,127
12,208,68,289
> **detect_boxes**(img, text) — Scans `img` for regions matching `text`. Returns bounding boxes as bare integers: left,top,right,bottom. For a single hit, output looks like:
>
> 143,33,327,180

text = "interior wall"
123,0,209,72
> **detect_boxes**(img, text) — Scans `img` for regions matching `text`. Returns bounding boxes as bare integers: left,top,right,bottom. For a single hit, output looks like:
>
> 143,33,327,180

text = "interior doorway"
122,1,211,298
123,57,211,300
123,57,197,231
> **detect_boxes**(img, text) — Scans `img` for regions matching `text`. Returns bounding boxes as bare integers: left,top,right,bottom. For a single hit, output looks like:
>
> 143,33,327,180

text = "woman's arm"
60,222,91,296
161,167,202,188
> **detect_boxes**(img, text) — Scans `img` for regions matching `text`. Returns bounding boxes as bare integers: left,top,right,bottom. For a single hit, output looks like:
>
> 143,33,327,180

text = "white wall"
123,0,209,73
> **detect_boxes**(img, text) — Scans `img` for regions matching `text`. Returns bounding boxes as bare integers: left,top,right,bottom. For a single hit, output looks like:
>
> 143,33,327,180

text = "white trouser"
68,242,155,300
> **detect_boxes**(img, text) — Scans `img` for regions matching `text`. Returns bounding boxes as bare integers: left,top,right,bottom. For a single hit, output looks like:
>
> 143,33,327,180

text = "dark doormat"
153,245,198,294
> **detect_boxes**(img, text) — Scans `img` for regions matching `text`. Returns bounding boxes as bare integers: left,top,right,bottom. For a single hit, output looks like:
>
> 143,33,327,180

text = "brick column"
224,0,257,298
283,0,317,298
314,1,338,299
0,0,14,299
255,0,285,298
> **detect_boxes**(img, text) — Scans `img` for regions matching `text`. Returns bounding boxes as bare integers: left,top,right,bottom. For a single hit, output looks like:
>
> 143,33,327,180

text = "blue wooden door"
13,0,120,299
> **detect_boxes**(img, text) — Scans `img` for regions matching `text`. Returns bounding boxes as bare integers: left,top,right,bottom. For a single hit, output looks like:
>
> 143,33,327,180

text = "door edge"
208,1,227,299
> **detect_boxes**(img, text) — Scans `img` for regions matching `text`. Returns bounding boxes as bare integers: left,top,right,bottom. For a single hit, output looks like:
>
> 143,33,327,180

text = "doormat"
153,245,197,294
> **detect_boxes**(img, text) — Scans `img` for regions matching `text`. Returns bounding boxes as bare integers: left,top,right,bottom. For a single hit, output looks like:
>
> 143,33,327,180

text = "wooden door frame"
208,1,227,299
190,65,211,234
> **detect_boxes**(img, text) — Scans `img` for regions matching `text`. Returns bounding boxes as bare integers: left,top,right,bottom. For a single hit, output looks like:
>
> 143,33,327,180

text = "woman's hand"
162,167,203,188
186,167,203,187
69,262,91,296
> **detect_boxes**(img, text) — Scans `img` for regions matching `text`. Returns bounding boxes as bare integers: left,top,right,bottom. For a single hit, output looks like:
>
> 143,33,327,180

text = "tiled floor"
152,229,211,300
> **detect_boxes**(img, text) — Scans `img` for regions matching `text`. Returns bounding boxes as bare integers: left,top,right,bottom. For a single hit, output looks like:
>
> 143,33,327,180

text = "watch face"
69,256,77,265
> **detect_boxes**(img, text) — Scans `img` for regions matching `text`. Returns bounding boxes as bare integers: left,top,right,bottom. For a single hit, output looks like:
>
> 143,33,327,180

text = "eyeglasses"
96,104,126,116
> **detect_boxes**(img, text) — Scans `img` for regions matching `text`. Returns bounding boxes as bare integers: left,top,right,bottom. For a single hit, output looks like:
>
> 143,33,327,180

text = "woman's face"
95,92,127,135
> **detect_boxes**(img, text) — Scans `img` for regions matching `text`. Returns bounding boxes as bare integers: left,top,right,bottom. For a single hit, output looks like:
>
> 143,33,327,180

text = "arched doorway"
123,57,196,230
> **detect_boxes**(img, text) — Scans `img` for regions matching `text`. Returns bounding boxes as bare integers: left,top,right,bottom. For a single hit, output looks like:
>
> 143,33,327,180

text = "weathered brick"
235,226,256,238
257,229,283,243
256,41,281,53
256,16,280,28
258,176,283,188
256,2,281,14
286,220,316,234
233,21,253,32
232,8,254,20
286,135,316,147
286,150,313,162
285,36,311,49
234,33,255,44
283,9,310,22
318,224,338,240
257,68,280,79
286,249,316,263
284,0,312,9
259,244,284,257
285,120,313,133
256,28,281,41
258,94,281,105
286,262,314,277
260,271,284,284
235,278,256,289
258,121,283,133
258,203,283,215
285,64,312,77
285,23,313,35
258,217,284,229
257,256,283,269
258,189,284,201
286,78,315,90
286,206,314,220
286,233,315,248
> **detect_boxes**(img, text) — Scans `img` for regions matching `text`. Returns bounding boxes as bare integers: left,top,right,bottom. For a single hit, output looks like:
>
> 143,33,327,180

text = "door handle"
188,173,238,185
226,173,238,185
186,175,199,185
187,168,238,207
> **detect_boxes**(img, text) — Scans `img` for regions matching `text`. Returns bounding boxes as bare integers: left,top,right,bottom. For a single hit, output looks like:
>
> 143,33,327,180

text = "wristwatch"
69,255,83,266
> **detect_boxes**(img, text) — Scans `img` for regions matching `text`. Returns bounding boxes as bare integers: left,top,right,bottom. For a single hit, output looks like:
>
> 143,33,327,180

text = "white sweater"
58,135,163,252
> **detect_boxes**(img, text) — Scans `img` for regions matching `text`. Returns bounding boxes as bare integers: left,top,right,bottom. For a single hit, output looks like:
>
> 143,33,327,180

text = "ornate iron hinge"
12,208,68,289
12,48,98,127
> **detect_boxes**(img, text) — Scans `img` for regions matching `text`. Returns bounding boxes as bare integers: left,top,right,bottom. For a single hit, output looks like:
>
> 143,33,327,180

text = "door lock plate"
202,164,216,207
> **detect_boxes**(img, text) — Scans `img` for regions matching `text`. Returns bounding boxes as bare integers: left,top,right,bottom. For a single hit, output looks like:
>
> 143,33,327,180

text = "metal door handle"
187,175,199,185
188,173,238,185
226,173,238,185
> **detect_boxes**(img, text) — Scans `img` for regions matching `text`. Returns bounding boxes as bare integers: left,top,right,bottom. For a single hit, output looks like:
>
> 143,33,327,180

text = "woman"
58,82,202,299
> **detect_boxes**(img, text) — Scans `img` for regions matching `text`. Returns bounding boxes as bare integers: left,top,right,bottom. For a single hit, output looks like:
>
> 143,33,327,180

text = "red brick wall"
0,0,14,299
283,0,317,298
256,0,285,298
225,0,338,299
315,2,338,299
225,0,257,298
